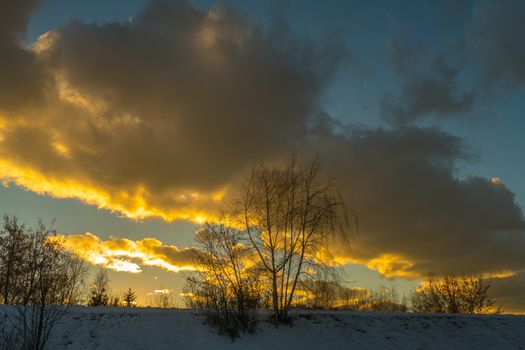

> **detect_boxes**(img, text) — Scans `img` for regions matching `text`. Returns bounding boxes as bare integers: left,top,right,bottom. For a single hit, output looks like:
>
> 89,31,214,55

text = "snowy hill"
3,306,525,349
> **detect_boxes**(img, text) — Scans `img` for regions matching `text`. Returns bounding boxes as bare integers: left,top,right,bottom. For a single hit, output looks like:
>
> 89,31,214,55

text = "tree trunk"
272,270,279,320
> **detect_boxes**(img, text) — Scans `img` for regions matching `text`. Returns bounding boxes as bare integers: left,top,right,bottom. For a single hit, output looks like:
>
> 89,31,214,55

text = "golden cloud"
0,157,224,223
0,0,321,224
52,233,204,273
365,254,420,280
2,0,343,228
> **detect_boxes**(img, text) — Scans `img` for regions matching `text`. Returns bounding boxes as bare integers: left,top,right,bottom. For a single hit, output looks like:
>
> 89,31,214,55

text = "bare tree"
0,215,28,304
88,269,110,307
298,279,408,312
184,221,265,337
0,218,87,350
350,285,408,312
155,290,173,308
411,274,498,314
302,279,339,309
110,294,122,307
238,157,352,321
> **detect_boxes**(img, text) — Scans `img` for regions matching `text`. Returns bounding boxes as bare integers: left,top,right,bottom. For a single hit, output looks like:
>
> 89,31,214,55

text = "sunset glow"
51,233,203,273
1,0,525,317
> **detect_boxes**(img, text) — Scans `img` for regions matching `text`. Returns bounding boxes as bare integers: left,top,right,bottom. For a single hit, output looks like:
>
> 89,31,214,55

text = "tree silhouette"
0,215,86,350
123,287,137,307
88,269,110,307
0,215,27,304
412,274,499,314
238,157,353,321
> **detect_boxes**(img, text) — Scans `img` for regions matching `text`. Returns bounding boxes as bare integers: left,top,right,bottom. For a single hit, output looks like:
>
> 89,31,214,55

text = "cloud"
0,0,49,115
490,273,525,314
313,126,525,279
381,40,475,124
0,0,39,38
53,232,204,273
0,0,343,222
468,0,525,88
148,289,173,295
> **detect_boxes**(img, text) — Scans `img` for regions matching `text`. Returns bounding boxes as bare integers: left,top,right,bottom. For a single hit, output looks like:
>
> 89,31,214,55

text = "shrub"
411,274,498,314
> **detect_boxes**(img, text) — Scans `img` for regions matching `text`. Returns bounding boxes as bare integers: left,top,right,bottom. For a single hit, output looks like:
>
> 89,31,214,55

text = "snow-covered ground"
2,306,525,349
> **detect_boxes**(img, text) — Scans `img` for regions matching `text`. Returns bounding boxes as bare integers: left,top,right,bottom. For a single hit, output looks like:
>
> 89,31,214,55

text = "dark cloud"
386,37,425,75
468,0,525,88
314,126,525,278
490,273,525,313
0,0,343,221
0,0,40,39
381,48,475,124
0,0,49,114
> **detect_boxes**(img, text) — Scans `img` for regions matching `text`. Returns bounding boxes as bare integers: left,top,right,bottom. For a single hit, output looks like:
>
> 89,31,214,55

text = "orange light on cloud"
365,254,420,279
0,158,225,223
51,233,204,273
491,177,503,185
329,253,421,280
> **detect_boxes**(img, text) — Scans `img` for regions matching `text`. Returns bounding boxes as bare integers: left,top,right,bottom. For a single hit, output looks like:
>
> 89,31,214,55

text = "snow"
2,306,525,349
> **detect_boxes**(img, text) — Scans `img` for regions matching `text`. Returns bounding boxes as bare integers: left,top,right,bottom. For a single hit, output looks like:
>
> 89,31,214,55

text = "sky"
0,0,524,311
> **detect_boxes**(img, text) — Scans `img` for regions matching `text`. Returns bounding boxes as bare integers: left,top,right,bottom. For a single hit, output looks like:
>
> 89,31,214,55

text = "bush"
411,274,498,314
184,222,265,338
